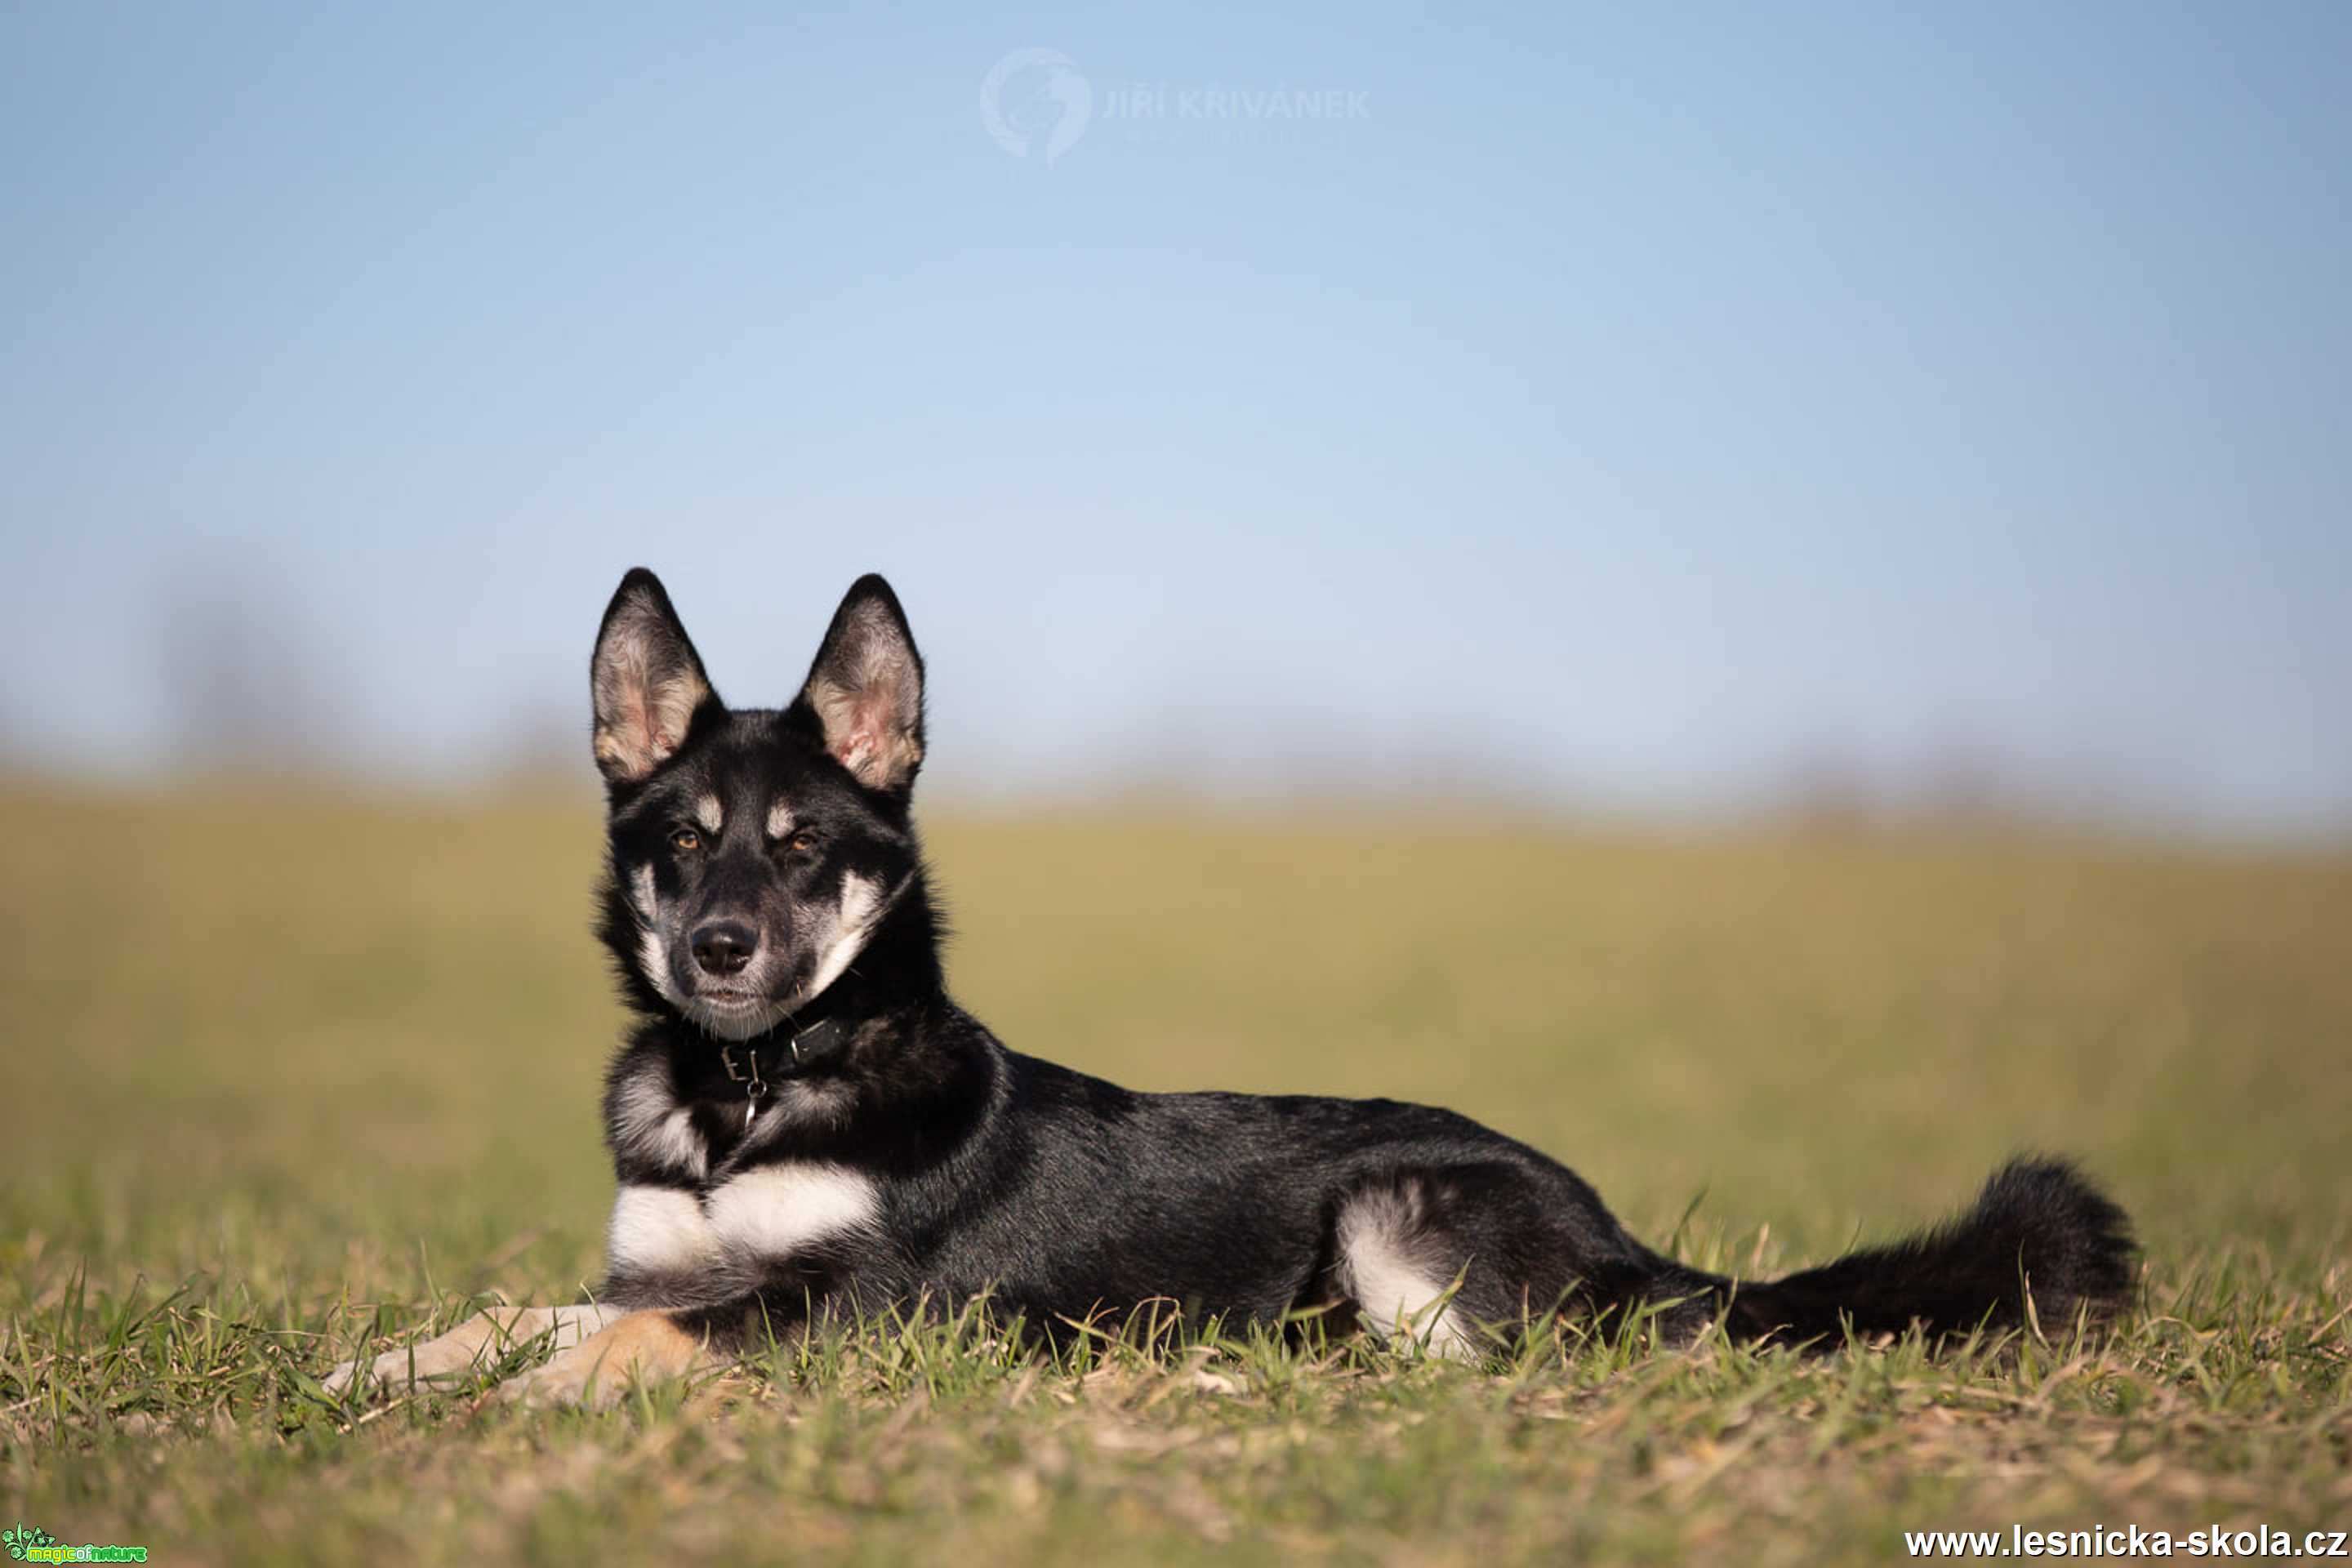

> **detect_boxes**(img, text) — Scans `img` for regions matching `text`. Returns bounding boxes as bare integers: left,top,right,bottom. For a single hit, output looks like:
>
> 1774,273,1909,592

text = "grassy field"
2,786,2348,1565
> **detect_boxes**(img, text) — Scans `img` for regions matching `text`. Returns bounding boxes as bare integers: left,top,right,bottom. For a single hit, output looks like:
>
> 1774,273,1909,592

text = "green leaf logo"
2,1524,57,1560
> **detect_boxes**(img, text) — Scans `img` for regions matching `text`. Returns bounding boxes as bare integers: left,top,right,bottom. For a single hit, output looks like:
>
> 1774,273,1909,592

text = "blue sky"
2,2,2346,833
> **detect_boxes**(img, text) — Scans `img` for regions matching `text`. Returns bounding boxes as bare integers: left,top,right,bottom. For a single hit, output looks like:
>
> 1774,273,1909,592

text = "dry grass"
2,786,2348,1564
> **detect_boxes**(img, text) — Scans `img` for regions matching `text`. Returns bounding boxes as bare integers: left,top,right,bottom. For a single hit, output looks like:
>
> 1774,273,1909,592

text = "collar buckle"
720,1041,768,1131
719,1041,768,1095
716,1015,853,1132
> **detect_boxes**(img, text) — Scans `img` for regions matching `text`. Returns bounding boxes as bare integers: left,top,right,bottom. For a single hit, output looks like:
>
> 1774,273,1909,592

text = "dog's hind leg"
1328,1162,1687,1356
1331,1174,1481,1355
323,1303,622,1396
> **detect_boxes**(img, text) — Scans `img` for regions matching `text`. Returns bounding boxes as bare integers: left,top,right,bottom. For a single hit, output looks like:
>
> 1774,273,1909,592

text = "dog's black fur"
584,568,2135,1356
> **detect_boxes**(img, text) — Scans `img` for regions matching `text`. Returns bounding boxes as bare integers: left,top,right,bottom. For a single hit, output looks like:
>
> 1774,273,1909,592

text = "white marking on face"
608,1065,707,1182
628,862,658,924
765,800,795,840
691,995,793,1041
800,871,884,1002
635,870,800,1044
638,925,686,1009
606,1184,715,1275
705,1162,880,1260
694,794,724,835
1336,1192,1472,1356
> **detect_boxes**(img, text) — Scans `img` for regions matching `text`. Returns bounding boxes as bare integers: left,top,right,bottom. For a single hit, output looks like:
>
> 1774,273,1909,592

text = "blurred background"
6,9,2350,1558
2,0,2350,1318
2,2,2346,837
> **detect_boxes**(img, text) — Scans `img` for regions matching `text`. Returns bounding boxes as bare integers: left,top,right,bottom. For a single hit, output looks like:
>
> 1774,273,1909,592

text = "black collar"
703,1002,857,1128
717,1011,853,1088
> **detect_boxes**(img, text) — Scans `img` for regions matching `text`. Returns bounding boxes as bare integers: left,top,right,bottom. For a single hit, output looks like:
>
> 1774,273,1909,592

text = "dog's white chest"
604,1162,882,1276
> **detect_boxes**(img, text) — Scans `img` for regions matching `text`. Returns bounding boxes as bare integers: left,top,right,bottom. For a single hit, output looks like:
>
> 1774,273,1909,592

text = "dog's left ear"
800,574,924,794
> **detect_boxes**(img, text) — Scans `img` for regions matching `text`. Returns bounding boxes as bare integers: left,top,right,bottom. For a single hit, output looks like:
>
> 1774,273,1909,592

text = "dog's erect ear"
800,574,924,794
590,568,718,784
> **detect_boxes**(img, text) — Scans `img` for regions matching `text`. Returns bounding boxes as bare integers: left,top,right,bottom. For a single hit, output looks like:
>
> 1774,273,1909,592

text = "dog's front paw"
490,1343,629,1410
487,1310,703,1411
321,1353,374,1396
323,1340,484,1397
321,1305,605,1399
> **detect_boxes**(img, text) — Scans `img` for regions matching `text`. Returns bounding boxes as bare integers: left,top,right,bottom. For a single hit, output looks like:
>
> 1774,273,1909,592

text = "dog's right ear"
590,568,719,785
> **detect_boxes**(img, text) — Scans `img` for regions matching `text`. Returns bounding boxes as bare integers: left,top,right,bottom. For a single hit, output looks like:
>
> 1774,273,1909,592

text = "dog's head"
589,568,926,1038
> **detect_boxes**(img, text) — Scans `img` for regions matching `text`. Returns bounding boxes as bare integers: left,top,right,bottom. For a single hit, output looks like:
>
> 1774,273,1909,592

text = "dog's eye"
668,827,702,853
786,829,822,854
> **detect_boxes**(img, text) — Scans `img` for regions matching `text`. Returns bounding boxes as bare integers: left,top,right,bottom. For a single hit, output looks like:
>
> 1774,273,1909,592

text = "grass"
2,786,2348,1565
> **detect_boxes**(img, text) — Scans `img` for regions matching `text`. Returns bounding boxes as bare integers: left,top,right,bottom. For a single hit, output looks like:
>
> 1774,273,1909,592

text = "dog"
327,569,2135,1406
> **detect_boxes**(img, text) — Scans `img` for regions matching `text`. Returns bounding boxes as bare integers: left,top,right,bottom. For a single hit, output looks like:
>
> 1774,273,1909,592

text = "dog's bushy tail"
1718,1158,2135,1348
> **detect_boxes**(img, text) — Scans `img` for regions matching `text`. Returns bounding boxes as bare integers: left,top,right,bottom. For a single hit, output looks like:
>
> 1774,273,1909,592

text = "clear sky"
2,2,2346,834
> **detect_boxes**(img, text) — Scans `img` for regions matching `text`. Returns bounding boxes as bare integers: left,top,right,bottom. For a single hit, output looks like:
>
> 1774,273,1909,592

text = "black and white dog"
330,571,2134,1405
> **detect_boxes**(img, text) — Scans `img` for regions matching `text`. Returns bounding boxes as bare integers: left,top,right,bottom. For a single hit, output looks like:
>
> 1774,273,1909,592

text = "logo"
1,1527,51,1561
2,1525,146,1564
979,48,1093,165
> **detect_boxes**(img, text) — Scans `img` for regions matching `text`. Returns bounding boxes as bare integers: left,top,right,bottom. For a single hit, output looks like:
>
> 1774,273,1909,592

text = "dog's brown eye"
668,827,701,853
787,829,822,853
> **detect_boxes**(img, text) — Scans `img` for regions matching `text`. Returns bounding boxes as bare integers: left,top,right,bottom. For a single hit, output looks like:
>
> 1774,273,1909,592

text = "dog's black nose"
690,920,757,976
